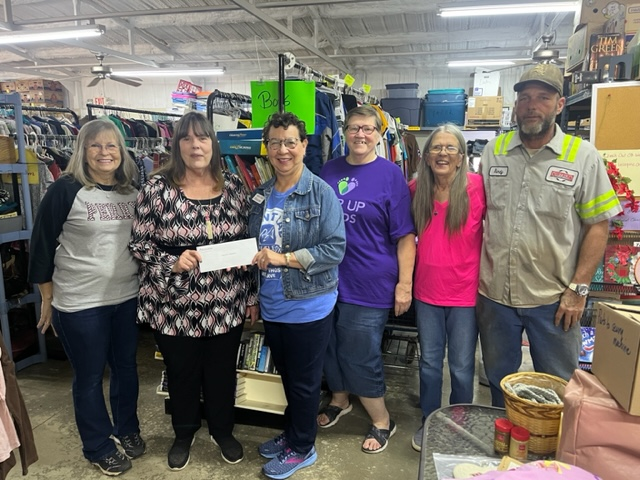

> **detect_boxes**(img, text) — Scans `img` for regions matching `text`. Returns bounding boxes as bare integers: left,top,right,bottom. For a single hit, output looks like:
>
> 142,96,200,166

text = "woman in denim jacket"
249,112,345,480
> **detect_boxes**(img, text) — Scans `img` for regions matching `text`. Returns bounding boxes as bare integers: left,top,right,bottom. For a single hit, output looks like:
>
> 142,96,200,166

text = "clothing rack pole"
20,106,80,126
86,103,183,120
279,52,378,105
206,89,252,127
278,53,286,113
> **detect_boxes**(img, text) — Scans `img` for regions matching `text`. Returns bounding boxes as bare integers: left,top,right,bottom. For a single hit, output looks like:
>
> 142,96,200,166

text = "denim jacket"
248,165,346,300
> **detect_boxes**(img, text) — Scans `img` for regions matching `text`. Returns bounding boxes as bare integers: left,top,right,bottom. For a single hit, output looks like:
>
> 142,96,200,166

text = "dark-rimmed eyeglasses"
345,125,378,135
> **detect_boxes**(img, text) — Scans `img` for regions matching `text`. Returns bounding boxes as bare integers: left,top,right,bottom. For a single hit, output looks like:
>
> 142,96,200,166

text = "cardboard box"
466,96,503,120
566,23,604,72
577,0,634,26
15,80,30,92
0,81,16,93
626,4,640,35
592,302,640,415
472,71,500,96
28,79,62,91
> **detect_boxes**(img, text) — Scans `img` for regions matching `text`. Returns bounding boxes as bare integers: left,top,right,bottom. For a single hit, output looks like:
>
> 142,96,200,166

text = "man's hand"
555,289,587,331
394,282,412,317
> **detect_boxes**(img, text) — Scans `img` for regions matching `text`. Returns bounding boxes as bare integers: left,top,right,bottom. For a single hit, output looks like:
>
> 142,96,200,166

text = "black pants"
154,324,243,440
263,311,332,453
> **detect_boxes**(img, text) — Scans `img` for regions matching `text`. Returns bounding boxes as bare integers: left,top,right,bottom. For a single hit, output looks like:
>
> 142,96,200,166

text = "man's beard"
517,114,554,142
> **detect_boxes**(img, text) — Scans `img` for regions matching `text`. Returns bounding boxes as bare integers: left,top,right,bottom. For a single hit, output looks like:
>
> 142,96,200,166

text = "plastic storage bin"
381,98,422,127
422,88,467,127
386,83,420,98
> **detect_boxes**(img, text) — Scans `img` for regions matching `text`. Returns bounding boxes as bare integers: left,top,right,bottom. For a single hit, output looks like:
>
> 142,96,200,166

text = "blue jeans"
323,302,389,398
415,300,478,419
52,297,140,462
476,295,581,407
263,312,332,454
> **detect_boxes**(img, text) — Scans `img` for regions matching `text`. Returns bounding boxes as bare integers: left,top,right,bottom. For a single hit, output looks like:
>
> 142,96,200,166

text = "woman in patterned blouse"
129,112,258,472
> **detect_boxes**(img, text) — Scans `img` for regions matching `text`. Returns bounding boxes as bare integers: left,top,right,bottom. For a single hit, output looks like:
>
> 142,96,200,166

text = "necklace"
202,197,214,240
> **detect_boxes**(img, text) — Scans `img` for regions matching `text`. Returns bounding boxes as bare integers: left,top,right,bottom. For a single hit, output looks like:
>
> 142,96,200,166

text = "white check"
197,238,258,272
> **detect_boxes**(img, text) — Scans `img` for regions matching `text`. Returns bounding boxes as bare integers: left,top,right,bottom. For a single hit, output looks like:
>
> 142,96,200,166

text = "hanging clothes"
0,336,38,479
305,90,341,174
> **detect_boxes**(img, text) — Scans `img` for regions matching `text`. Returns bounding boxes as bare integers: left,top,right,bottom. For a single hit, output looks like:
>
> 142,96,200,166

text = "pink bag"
556,369,640,480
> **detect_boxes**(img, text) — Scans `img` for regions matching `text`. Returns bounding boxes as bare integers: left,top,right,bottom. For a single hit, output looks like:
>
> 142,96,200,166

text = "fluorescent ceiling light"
0,25,106,45
439,2,578,17
116,68,225,77
448,60,517,67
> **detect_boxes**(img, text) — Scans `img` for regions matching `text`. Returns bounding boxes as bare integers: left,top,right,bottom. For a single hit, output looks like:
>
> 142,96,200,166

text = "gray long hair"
64,118,138,193
411,123,469,236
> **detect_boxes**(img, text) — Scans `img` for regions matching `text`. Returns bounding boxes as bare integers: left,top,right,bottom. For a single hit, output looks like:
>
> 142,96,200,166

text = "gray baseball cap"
514,63,564,96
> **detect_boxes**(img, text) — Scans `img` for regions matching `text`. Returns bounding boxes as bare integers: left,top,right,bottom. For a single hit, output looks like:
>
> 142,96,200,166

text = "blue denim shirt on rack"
248,165,346,300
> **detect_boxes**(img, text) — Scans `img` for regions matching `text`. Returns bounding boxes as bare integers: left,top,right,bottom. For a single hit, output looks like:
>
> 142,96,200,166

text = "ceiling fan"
487,33,562,73
87,54,142,87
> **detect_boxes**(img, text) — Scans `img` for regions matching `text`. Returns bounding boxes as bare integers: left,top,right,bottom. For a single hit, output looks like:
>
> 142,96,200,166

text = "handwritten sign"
362,84,371,94
250,80,315,133
344,74,355,87
600,149,640,195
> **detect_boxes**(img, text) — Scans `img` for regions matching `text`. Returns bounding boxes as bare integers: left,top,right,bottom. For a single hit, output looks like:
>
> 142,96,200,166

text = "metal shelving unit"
0,92,47,371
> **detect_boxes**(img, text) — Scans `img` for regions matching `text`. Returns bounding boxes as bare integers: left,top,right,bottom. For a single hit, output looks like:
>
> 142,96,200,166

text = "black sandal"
361,420,397,454
317,403,353,428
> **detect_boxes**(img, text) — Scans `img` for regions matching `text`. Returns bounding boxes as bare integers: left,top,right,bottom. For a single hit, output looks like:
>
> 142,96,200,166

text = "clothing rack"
206,89,252,125
86,104,183,120
22,105,80,126
277,52,378,108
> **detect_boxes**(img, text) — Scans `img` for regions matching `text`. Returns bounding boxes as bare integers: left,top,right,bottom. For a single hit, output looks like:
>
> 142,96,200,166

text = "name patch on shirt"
488,166,508,176
545,167,578,186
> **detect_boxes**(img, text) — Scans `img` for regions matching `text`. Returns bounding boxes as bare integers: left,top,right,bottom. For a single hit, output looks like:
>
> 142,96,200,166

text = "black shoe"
114,432,146,459
211,435,244,464
92,450,132,476
168,436,194,471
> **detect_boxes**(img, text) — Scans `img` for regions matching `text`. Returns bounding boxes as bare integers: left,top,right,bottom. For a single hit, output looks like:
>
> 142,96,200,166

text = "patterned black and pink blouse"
129,170,257,337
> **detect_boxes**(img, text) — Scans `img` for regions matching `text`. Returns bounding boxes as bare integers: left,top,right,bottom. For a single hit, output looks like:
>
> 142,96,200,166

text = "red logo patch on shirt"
545,167,578,186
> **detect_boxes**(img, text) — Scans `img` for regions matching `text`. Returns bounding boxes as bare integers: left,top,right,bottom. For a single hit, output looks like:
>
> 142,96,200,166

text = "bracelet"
284,252,291,268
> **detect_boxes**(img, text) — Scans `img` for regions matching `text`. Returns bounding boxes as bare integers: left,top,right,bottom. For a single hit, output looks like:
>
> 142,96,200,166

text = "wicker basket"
0,136,16,164
500,371,567,455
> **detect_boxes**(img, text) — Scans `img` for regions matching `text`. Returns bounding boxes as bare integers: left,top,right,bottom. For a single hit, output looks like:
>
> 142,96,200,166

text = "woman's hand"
37,298,56,336
172,249,202,273
252,247,281,271
246,305,260,326
394,282,412,317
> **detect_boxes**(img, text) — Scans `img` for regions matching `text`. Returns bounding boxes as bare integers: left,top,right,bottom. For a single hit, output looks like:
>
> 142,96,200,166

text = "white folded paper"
197,237,258,272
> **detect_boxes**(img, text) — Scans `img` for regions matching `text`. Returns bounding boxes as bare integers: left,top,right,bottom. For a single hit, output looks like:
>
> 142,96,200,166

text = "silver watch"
568,282,590,297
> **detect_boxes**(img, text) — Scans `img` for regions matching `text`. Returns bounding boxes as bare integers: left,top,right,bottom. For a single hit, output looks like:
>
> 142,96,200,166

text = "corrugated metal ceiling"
0,0,576,81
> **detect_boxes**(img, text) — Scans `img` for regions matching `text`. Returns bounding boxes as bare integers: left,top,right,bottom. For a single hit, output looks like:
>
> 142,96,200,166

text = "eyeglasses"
265,138,300,150
429,144,461,155
345,125,378,135
87,143,119,153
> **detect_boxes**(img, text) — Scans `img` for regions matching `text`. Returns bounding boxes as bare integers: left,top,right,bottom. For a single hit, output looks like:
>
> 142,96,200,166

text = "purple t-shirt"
320,156,415,308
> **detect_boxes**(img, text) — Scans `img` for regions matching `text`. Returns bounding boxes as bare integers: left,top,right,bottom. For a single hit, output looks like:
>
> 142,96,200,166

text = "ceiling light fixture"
116,68,226,77
448,60,518,67
438,2,578,17
0,24,106,45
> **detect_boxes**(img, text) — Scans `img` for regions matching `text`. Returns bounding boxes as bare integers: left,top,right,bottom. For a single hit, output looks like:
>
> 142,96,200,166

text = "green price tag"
362,84,371,94
250,80,316,134
344,74,355,87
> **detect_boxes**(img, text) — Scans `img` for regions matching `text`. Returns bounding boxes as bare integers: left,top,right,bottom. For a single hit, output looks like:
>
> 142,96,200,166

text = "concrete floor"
7,326,492,480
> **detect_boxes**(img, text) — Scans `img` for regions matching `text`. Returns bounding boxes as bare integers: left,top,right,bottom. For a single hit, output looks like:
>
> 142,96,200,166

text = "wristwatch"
568,282,590,297
284,252,291,268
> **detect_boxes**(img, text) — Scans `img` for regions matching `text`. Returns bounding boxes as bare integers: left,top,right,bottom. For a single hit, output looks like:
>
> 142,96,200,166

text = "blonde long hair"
411,124,469,236
64,118,138,193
